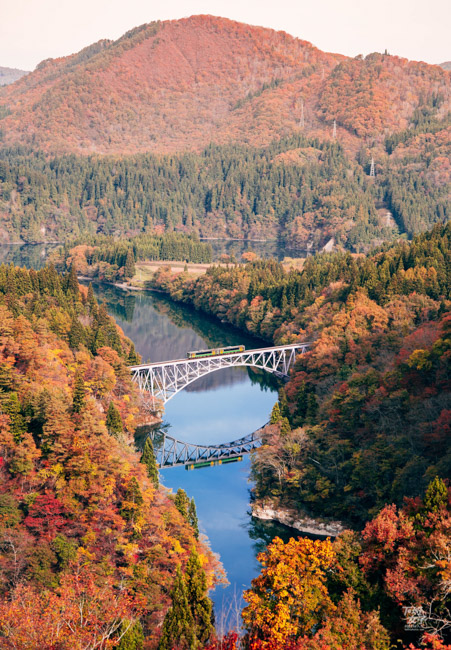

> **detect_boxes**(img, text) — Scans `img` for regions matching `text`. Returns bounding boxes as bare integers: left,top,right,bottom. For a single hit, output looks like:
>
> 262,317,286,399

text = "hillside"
150,223,451,526
0,15,450,155
0,16,449,248
0,264,220,648
0,67,28,87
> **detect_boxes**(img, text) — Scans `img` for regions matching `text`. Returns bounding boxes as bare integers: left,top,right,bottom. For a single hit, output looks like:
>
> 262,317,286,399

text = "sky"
1,0,450,71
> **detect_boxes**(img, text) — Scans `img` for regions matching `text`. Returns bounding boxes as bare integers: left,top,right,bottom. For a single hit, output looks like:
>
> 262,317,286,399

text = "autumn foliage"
0,264,219,647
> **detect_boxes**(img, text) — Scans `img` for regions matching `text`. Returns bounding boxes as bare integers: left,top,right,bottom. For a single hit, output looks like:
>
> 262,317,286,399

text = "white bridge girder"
130,343,309,406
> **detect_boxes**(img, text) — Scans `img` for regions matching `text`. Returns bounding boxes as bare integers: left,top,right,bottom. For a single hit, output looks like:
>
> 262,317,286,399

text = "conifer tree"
280,417,291,436
1,392,25,442
68,317,84,349
0,362,14,391
140,437,159,488
188,498,199,540
124,248,136,280
296,382,308,423
270,402,282,424
423,476,448,513
120,476,144,524
185,548,213,645
117,620,144,650
128,343,140,365
278,387,289,418
87,282,96,309
72,374,85,414
106,401,123,436
66,264,79,297
305,393,319,424
158,567,195,650
174,488,190,519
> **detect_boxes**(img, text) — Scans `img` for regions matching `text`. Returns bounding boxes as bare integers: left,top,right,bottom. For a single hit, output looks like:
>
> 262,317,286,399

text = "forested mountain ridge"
0,15,449,155
0,15,449,247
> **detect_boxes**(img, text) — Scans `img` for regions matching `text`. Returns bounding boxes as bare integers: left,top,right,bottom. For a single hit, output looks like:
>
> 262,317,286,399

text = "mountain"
0,16,449,247
0,66,29,86
0,15,449,155
439,61,451,70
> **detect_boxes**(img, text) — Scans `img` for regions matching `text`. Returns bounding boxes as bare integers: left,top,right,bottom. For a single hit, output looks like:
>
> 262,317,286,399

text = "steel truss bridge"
147,426,266,469
130,343,309,406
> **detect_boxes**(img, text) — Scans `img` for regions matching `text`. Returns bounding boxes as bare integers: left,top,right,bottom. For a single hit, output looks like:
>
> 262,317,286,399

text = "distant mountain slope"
0,15,449,155
439,61,451,70
0,66,29,86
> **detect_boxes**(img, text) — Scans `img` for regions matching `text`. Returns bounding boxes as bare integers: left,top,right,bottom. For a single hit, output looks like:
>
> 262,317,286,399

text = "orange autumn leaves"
242,536,392,650
243,537,335,647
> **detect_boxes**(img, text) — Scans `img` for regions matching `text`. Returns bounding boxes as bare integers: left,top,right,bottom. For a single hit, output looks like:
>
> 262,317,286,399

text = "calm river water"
3,243,301,623
92,284,297,621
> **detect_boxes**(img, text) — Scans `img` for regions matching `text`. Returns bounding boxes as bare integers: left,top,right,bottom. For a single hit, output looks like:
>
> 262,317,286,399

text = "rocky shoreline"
251,503,345,537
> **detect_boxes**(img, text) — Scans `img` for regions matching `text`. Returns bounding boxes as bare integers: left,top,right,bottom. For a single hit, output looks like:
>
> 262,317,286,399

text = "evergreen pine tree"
280,417,291,436
185,549,213,645
1,392,25,442
296,382,308,423
305,393,319,424
140,437,159,488
128,343,140,365
72,374,85,414
0,362,13,391
188,498,199,540
92,328,106,353
87,282,96,310
106,401,123,436
120,476,144,524
124,248,136,280
66,264,79,297
174,488,190,519
117,620,144,650
158,567,195,650
423,476,448,513
270,402,282,424
68,317,84,349
278,387,289,418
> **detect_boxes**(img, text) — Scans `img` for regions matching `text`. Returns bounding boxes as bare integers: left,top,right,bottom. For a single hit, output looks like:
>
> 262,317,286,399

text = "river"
3,243,301,625
91,284,297,624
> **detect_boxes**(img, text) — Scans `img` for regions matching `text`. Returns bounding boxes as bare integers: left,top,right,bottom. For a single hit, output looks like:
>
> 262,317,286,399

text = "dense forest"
0,136,389,248
0,15,449,257
150,223,450,525
51,233,213,282
1,111,449,247
0,259,449,649
0,263,223,648
1,13,450,648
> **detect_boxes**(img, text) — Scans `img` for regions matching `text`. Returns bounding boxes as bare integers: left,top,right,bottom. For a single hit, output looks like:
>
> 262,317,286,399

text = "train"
187,345,245,359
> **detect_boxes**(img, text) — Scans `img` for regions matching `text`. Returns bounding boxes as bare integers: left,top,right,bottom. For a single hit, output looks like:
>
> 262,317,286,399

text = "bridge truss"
147,426,266,468
130,343,309,406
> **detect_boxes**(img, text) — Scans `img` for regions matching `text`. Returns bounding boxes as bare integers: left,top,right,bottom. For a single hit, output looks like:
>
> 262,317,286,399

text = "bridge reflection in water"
147,425,266,469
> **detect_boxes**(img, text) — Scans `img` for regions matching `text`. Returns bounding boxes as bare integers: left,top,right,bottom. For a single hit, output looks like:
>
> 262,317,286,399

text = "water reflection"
0,244,58,269
91,283,279,394
88,282,299,623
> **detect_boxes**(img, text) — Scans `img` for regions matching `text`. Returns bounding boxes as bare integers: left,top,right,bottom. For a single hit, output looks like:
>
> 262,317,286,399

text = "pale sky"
1,0,450,71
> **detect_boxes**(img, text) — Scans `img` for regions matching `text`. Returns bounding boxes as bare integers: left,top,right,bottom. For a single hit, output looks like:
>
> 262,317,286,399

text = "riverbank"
251,501,345,537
